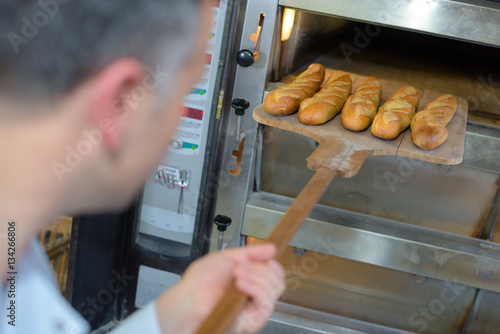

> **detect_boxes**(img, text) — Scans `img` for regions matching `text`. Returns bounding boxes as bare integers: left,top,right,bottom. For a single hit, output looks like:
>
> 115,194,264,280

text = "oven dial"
170,138,184,150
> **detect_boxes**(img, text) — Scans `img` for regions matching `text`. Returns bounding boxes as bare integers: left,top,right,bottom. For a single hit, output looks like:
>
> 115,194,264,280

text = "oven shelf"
242,191,500,293
261,302,416,334
279,0,500,48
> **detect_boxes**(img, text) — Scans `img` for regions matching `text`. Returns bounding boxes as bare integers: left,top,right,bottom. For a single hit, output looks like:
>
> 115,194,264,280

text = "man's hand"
156,244,286,334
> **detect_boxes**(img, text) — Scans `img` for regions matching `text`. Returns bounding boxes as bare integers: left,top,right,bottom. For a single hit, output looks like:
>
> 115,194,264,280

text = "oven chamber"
212,0,500,333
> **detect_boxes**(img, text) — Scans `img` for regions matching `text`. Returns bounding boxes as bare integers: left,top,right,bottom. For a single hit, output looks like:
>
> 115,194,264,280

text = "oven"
211,0,500,333
68,0,500,333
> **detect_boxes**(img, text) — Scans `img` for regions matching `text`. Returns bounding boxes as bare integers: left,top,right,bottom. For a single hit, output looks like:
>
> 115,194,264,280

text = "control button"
181,142,199,150
214,215,232,251
214,215,232,232
191,88,207,96
193,134,200,140
166,173,175,189
237,49,254,67
232,98,250,116
170,138,183,150
156,170,165,184
232,98,250,143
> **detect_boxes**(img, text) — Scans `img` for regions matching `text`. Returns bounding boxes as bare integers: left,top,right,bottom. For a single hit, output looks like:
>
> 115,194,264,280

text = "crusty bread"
264,63,325,115
298,70,352,125
390,85,420,110
341,77,382,131
411,94,457,149
371,85,420,139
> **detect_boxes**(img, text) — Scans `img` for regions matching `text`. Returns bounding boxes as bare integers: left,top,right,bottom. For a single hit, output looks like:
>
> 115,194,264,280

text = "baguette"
298,70,352,125
264,63,325,115
371,85,420,139
410,94,457,149
341,77,382,131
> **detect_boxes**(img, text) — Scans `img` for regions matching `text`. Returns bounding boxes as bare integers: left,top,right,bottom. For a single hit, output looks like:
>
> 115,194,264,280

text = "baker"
0,0,285,333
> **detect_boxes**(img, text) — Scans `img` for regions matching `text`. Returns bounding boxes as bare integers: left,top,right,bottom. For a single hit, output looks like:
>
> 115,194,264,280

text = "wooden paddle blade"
196,166,336,334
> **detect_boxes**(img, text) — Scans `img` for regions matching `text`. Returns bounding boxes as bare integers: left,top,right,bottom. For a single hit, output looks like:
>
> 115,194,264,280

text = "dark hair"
0,0,201,99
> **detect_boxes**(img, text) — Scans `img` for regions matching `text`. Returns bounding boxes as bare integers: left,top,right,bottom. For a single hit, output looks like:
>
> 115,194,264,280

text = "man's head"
0,0,211,215
1,0,203,99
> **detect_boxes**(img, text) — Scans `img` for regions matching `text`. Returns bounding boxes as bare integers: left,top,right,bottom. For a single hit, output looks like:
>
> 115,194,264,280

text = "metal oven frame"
211,0,500,332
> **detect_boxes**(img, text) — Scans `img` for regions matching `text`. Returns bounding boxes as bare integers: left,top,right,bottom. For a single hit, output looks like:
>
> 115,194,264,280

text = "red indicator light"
179,105,188,117
205,53,212,65
179,106,204,120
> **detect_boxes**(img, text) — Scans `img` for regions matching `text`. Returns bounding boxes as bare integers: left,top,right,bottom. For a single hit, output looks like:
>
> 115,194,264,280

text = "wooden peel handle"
195,166,337,334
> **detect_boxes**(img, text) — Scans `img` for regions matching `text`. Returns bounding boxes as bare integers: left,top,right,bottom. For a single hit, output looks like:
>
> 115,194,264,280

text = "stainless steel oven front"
211,1,500,333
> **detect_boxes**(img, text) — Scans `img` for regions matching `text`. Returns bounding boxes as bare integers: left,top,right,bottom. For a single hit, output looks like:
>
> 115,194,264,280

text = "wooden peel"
195,74,468,334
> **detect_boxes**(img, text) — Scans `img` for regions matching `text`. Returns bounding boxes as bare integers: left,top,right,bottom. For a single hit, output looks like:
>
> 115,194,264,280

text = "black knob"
236,49,254,67
231,98,250,116
214,215,232,232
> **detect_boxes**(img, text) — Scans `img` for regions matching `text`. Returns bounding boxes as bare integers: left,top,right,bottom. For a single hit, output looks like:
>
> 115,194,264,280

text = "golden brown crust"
371,85,420,140
411,94,457,149
341,77,382,131
390,85,420,110
298,70,352,125
264,63,325,115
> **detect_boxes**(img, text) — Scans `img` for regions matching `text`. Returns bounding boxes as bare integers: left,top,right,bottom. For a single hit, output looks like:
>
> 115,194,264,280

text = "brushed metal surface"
463,124,500,173
242,191,500,293
279,0,500,47
261,303,417,334
463,289,500,333
269,246,475,334
211,0,500,332
209,0,280,251
259,126,499,237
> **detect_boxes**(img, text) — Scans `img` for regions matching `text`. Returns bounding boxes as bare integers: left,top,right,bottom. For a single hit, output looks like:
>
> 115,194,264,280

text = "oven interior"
247,5,500,334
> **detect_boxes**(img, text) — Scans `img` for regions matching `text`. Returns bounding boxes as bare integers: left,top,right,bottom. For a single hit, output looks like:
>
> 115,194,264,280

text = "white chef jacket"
0,239,163,334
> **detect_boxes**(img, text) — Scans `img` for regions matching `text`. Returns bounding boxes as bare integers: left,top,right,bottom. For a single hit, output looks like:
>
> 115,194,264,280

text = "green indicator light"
191,145,197,150
199,90,205,96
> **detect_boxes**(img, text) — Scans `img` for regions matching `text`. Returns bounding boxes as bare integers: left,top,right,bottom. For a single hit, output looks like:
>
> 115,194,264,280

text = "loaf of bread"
298,70,352,125
264,63,325,115
341,77,382,131
371,85,420,139
411,94,457,149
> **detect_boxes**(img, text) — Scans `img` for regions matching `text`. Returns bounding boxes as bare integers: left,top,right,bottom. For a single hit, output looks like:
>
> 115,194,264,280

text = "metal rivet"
414,275,426,284
293,248,307,257
439,164,451,174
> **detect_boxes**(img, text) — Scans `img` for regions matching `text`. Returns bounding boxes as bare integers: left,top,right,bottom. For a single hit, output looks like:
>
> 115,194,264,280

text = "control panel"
187,52,213,100
170,104,204,154
137,0,228,250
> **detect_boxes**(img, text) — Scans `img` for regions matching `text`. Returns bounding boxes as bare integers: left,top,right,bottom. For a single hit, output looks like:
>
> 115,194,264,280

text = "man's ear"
88,58,145,152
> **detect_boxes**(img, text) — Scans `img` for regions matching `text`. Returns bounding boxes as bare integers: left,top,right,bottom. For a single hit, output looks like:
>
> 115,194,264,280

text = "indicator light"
190,88,207,96
179,106,204,120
